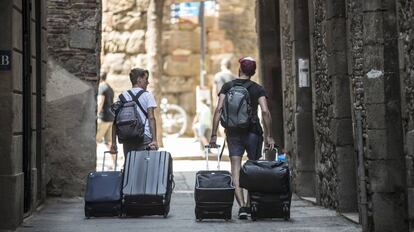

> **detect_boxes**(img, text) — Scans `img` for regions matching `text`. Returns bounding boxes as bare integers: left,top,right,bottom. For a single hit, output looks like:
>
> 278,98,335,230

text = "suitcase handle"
204,144,223,170
103,151,118,171
263,146,279,161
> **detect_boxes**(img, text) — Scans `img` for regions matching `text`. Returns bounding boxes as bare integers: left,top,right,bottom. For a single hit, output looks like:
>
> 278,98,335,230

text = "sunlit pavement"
96,137,229,172
17,137,361,232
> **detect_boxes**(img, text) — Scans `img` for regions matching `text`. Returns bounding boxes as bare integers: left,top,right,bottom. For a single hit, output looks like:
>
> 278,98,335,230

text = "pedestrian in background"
209,57,275,219
192,98,212,149
96,72,116,169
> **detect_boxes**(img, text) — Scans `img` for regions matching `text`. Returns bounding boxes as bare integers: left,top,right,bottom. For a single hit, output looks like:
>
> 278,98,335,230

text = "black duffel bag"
239,160,290,194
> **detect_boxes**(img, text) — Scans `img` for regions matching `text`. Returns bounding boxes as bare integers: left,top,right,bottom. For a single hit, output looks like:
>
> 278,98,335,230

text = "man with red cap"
209,56,275,219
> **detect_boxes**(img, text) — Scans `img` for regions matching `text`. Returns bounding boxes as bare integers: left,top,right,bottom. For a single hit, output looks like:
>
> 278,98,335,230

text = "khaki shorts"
96,120,113,144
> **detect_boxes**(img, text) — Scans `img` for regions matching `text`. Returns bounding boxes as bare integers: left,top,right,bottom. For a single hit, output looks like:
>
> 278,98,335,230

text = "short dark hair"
130,68,149,85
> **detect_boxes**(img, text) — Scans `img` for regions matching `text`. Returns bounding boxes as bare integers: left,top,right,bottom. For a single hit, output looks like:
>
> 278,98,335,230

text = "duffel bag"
239,160,290,193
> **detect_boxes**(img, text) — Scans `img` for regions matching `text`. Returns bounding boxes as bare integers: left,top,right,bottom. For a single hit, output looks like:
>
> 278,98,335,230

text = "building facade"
256,0,414,231
0,0,47,230
0,0,101,230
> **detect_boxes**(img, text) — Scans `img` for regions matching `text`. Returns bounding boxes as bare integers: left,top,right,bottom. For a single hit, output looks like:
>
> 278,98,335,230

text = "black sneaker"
244,206,251,215
238,207,248,220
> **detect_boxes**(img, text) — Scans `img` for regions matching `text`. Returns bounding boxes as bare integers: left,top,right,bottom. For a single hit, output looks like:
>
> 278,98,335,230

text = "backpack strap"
232,80,253,89
127,90,148,119
242,80,253,89
119,93,128,103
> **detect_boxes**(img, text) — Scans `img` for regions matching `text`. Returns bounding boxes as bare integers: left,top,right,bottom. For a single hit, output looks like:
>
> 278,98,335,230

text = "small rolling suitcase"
239,147,292,221
194,145,235,221
84,151,122,218
122,150,174,217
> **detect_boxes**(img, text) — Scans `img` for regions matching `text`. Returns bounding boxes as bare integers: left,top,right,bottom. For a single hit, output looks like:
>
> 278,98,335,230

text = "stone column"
257,0,284,148
347,0,407,230
309,0,355,210
363,0,406,230
46,0,100,197
0,1,24,230
292,0,316,198
396,0,414,230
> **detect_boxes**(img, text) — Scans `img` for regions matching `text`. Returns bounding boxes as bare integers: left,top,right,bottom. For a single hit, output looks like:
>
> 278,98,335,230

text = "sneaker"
238,207,248,220
244,206,251,216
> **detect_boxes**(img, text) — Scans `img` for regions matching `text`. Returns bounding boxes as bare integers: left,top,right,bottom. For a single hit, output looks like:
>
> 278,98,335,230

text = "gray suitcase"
122,150,174,217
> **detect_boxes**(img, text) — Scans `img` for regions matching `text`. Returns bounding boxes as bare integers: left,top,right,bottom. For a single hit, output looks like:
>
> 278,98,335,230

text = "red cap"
239,57,256,76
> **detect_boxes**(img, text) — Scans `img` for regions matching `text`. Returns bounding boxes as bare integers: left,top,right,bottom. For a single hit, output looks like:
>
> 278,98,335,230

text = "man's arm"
110,120,117,153
258,96,275,150
209,94,225,147
97,95,105,116
147,107,158,150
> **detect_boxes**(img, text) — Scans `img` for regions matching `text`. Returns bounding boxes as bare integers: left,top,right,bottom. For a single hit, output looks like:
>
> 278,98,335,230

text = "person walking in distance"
192,98,212,149
96,72,116,168
213,58,237,98
110,68,159,156
209,57,275,219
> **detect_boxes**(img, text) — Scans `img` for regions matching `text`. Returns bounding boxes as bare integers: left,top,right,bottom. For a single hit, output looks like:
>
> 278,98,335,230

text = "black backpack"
220,81,253,129
115,90,147,143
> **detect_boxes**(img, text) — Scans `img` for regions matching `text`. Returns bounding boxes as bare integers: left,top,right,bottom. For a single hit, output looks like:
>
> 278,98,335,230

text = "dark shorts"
226,131,263,160
122,135,152,157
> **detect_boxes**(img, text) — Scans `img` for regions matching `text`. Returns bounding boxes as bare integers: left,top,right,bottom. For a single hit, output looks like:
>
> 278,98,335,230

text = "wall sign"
298,58,310,87
0,50,11,71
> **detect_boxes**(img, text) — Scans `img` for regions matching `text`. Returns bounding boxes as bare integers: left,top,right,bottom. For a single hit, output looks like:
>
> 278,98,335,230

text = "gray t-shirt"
98,82,115,122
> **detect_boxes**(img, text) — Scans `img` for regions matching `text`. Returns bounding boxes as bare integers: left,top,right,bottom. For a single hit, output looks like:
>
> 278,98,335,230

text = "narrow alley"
17,163,361,232
0,0,413,231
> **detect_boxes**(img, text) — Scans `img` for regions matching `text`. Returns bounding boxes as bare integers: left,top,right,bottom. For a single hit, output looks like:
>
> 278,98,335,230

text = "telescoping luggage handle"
263,146,279,161
204,144,223,170
102,151,118,171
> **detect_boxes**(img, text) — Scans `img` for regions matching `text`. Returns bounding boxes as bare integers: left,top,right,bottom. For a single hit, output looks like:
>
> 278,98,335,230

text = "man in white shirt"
110,68,158,155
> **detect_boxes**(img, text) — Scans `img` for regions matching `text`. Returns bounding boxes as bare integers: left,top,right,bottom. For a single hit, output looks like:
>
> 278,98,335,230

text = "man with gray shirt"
213,58,237,98
110,68,158,156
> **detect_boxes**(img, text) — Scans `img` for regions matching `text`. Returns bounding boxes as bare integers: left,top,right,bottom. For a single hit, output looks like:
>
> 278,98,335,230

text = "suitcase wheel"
163,206,170,218
282,203,290,221
224,210,231,221
195,208,203,222
251,204,258,221
84,210,91,219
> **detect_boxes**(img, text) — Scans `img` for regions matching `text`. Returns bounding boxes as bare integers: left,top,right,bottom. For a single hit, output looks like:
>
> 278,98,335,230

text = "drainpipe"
198,0,206,88
355,110,369,231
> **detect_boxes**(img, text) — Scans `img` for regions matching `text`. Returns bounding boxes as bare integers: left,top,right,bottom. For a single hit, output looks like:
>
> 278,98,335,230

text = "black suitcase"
122,150,174,217
194,145,235,221
239,148,292,221
84,151,122,218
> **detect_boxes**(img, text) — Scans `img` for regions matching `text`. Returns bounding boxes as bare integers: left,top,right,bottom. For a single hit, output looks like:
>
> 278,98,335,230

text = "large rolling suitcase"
122,150,174,217
194,145,235,221
84,151,122,218
239,147,292,221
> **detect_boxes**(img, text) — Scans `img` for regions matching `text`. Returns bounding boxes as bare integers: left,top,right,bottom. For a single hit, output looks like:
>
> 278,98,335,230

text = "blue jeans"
226,131,263,160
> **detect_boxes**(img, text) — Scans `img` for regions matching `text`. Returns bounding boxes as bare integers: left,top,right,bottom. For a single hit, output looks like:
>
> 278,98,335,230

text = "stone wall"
397,0,414,228
101,0,149,97
46,0,100,197
279,0,297,192
310,0,338,209
308,0,356,211
346,0,407,230
102,0,258,136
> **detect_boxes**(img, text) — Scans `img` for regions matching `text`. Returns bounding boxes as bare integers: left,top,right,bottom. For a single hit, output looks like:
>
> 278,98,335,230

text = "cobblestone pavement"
17,162,361,232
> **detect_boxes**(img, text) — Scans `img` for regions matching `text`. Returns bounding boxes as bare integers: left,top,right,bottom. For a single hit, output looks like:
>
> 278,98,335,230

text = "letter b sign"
0,51,11,70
